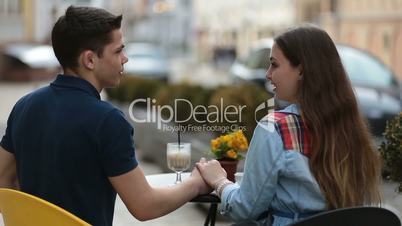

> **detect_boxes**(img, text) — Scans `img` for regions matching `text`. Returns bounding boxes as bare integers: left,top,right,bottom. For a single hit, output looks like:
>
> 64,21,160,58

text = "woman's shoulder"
259,104,301,125
259,104,312,157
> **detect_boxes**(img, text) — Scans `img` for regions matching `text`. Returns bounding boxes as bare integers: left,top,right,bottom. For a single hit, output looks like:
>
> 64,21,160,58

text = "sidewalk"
379,180,402,220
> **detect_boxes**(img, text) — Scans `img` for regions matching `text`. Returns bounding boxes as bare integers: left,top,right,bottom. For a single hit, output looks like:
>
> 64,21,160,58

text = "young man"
0,6,210,226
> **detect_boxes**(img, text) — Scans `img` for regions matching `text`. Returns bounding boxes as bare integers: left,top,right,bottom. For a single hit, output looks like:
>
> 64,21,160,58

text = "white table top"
146,172,191,187
145,172,220,203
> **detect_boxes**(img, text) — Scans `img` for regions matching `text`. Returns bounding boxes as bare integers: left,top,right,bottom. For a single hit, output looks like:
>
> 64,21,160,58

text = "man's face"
93,29,128,89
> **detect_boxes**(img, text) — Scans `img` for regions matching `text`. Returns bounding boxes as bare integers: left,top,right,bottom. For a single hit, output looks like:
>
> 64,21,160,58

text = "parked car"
123,42,170,82
0,43,60,81
230,39,402,135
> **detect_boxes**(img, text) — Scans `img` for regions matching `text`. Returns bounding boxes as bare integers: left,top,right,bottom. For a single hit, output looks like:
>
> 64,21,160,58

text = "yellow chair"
0,188,91,226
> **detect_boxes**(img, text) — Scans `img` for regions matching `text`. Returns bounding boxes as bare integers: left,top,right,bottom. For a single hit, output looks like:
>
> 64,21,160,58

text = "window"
62,0,92,5
383,33,390,51
0,0,21,15
330,0,337,12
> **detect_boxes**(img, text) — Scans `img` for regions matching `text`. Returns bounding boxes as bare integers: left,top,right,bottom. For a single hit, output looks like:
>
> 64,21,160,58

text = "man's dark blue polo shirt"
0,74,138,226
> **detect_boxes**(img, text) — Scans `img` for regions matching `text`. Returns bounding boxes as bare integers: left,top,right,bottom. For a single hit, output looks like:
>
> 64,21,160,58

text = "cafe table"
146,172,221,226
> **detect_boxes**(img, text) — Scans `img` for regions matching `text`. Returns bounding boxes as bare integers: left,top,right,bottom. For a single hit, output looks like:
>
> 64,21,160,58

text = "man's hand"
188,166,213,195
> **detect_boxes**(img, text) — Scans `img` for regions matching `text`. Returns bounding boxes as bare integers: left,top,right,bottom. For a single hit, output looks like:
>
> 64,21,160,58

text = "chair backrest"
290,206,401,226
0,188,91,226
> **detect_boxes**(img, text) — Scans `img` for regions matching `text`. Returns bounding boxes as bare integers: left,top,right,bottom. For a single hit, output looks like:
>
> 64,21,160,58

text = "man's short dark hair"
51,6,122,69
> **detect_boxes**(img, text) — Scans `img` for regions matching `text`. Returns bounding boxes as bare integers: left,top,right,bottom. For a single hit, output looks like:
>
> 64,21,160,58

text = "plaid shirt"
270,112,312,158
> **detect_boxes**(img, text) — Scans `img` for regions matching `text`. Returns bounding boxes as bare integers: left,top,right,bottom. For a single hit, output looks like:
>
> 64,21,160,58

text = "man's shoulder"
13,86,51,108
94,100,124,117
92,99,115,110
93,101,128,124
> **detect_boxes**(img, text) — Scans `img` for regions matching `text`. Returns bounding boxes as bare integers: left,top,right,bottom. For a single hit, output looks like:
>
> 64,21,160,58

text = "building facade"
0,0,34,43
297,0,402,80
193,0,296,62
0,0,106,43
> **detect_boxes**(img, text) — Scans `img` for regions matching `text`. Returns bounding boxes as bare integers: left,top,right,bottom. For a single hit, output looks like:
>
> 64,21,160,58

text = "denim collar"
278,103,301,115
50,74,100,100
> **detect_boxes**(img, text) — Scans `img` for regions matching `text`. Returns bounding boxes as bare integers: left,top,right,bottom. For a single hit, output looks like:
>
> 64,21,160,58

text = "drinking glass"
166,143,191,184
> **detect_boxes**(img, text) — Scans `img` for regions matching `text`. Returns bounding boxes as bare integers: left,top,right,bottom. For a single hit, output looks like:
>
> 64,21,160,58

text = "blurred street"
169,56,232,88
0,60,401,225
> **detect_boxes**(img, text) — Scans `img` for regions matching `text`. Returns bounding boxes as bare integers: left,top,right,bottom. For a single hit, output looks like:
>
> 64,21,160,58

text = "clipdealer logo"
128,97,277,132
128,98,246,131
254,97,276,132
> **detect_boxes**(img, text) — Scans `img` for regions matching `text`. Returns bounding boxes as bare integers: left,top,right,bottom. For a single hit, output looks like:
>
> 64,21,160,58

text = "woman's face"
266,43,302,103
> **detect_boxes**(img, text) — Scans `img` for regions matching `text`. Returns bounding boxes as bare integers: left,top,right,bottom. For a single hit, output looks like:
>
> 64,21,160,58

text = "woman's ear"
80,50,97,70
297,65,303,80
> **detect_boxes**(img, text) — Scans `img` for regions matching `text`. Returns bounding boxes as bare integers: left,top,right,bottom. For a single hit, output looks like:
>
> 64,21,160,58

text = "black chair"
290,206,401,226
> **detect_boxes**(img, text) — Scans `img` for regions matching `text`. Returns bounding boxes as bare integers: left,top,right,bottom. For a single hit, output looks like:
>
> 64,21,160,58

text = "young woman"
197,25,381,226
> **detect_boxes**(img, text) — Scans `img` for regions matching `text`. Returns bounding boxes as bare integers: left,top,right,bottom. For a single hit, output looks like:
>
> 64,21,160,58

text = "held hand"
196,158,227,189
189,167,213,195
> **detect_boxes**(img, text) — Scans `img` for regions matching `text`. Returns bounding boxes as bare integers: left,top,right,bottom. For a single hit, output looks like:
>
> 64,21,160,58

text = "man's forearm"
141,178,199,220
0,146,19,189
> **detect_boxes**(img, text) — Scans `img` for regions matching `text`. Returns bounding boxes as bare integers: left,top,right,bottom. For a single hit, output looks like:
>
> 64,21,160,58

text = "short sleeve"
97,109,138,177
0,106,16,153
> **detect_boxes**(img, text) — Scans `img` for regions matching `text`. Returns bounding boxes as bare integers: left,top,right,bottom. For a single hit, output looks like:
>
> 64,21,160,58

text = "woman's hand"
196,158,227,189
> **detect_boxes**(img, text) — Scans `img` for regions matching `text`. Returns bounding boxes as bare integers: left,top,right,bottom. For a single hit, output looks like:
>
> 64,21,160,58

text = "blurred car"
0,43,60,81
123,42,170,82
230,39,402,135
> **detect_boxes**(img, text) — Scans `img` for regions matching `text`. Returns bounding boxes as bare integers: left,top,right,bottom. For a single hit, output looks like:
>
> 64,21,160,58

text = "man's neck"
63,68,102,93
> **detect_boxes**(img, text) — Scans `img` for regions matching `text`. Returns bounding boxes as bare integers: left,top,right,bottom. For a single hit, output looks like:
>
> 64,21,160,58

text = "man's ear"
81,50,97,70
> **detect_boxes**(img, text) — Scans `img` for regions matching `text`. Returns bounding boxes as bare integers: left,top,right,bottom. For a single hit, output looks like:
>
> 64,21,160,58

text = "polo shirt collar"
51,74,100,99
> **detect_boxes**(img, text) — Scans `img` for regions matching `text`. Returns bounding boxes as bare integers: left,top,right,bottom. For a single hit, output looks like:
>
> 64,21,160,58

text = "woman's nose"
266,69,271,80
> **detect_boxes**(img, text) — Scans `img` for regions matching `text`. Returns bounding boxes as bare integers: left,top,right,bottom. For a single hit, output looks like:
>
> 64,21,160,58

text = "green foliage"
379,113,402,192
105,75,165,104
155,83,213,126
106,77,272,142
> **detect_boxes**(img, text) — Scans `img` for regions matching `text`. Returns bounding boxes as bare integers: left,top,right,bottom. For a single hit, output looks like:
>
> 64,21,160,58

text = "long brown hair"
274,25,381,209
